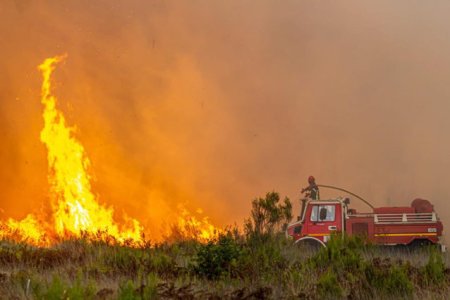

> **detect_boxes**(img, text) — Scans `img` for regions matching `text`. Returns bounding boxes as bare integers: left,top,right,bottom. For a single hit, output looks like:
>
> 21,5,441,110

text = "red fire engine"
286,186,445,251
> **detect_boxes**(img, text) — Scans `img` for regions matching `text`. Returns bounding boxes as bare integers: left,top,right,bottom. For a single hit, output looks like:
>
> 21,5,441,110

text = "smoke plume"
1,1,450,241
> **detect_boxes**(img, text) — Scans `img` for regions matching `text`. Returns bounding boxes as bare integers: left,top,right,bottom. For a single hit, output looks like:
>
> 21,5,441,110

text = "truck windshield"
310,205,336,222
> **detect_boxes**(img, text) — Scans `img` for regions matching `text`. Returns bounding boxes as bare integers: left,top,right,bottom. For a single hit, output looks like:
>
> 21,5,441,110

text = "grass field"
0,233,448,299
1,193,448,299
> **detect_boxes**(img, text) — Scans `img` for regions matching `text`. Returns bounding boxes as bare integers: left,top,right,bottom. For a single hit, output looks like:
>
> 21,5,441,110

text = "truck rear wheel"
408,239,434,250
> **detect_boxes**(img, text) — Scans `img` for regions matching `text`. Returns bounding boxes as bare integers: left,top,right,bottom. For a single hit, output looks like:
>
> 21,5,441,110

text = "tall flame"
38,56,143,244
0,55,222,247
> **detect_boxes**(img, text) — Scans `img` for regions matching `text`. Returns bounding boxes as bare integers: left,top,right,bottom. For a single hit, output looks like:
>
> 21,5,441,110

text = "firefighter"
301,176,320,200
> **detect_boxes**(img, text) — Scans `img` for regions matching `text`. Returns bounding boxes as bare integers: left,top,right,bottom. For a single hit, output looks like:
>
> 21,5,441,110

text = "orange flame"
0,55,222,246
168,206,222,243
1,214,47,245
38,55,143,244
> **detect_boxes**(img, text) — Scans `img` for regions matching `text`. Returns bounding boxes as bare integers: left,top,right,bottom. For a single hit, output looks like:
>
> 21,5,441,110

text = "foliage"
244,191,292,238
423,248,446,285
116,273,159,300
310,233,366,272
317,270,343,299
309,234,416,298
366,263,413,297
193,233,242,279
0,233,448,299
0,191,448,299
118,280,137,300
33,275,96,300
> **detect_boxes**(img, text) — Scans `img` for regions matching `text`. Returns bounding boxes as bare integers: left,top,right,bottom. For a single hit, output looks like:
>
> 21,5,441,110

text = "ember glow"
0,56,221,246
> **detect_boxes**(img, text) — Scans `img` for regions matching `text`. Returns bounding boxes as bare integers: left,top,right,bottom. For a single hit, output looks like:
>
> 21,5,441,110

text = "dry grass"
0,235,448,299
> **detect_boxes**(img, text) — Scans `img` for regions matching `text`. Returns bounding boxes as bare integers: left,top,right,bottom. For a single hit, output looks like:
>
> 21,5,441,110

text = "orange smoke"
0,55,221,246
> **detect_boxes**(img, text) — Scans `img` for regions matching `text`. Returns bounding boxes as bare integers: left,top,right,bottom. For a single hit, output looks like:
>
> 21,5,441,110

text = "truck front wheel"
295,237,325,253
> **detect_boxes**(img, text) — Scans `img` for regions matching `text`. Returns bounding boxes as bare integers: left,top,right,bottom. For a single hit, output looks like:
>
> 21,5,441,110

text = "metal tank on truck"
286,184,445,251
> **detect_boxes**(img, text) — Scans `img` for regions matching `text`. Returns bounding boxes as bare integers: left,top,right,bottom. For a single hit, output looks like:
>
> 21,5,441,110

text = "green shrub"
118,280,138,300
386,265,413,296
66,276,96,300
117,274,159,300
193,233,242,280
40,276,65,300
242,233,289,276
317,270,343,299
310,234,365,273
102,246,140,275
366,263,413,297
423,249,446,285
244,192,292,238
33,274,96,300
143,273,159,299
150,251,176,275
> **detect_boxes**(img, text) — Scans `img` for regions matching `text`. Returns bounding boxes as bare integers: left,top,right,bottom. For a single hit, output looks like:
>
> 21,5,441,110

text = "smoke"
1,1,450,241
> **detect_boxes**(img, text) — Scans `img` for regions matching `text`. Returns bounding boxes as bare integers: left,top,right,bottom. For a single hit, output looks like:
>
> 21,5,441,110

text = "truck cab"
287,198,346,247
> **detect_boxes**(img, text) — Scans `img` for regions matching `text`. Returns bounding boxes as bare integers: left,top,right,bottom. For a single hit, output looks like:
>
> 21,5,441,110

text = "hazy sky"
1,1,450,240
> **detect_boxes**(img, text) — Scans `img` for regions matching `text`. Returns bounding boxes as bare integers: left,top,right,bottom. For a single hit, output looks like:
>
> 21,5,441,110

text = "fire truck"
286,186,445,251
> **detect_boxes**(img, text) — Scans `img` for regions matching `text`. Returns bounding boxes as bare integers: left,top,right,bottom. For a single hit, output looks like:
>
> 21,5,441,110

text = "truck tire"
408,239,432,248
295,237,325,253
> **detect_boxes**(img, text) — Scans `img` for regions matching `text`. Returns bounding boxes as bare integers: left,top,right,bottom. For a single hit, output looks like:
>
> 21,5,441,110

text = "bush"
102,246,141,275
149,251,177,276
118,280,138,300
317,270,343,299
423,249,446,285
33,275,96,300
144,273,159,299
65,276,96,300
365,263,413,297
193,233,242,280
41,276,65,300
309,234,366,273
242,233,289,276
307,234,417,298
244,192,292,239
385,265,414,296
116,274,159,300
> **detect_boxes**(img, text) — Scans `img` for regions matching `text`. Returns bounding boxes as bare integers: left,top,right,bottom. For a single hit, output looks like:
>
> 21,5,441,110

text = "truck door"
306,203,342,243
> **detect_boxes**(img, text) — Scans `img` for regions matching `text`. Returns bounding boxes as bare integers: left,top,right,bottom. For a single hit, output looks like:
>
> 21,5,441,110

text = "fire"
0,55,144,246
0,55,222,246
40,55,144,245
165,206,222,243
2,214,46,245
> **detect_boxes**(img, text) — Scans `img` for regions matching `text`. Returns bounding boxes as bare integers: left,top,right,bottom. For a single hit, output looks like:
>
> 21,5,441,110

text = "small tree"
244,192,292,237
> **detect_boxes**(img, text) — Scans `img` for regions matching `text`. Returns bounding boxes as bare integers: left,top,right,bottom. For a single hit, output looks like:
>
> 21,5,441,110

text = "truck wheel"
295,237,325,253
408,239,433,250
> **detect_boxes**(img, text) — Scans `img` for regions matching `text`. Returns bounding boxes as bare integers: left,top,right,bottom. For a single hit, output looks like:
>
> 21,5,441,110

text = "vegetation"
244,191,292,238
0,192,449,299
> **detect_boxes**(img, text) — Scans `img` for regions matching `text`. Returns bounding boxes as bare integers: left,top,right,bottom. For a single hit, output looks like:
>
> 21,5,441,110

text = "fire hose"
317,184,374,209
